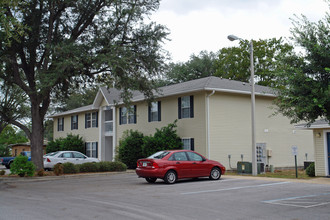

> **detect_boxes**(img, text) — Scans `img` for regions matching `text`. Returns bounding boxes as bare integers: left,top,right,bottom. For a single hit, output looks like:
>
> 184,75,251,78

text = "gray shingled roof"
50,76,276,117
101,76,275,104
295,119,330,129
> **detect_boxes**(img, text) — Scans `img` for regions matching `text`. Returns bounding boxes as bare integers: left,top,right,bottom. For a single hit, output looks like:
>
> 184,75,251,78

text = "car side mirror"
202,158,206,162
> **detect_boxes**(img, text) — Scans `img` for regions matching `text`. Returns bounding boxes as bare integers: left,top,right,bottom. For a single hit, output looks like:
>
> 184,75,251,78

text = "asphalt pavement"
0,171,329,220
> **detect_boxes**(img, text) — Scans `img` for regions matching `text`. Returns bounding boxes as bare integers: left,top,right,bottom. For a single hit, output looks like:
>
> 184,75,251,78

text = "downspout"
206,90,215,159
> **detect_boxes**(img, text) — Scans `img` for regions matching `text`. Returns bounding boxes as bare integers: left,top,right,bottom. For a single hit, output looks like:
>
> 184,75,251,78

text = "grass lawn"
226,169,313,179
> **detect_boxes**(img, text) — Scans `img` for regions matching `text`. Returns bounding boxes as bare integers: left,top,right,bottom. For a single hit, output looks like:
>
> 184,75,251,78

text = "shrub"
62,162,79,174
118,130,144,169
109,161,127,172
0,170,5,175
10,155,36,177
78,162,98,173
53,163,64,176
37,169,45,176
142,120,183,156
46,134,85,154
98,161,112,172
306,162,315,177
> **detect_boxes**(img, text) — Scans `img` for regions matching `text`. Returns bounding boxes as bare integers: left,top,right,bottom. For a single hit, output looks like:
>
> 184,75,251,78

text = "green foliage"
78,162,98,173
0,0,169,170
53,163,64,176
142,120,183,156
46,134,84,154
275,9,330,123
97,161,127,172
10,155,35,177
306,162,315,177
118,121,182,168
162,51,217,85
62,162,79,174
118,130,145,169
215,38,294,87
0,125,28,156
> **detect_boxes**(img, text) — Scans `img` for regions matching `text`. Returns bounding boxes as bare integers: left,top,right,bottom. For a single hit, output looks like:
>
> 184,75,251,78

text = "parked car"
1,151,31,169
43,151,99,170
136,150,226,184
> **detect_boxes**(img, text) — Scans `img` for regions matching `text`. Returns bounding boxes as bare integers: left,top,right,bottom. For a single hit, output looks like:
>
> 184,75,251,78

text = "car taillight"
46,158,51,163
151,162,159,168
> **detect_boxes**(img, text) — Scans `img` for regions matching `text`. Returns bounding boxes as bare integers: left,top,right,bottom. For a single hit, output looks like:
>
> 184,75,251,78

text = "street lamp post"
227,35,257,176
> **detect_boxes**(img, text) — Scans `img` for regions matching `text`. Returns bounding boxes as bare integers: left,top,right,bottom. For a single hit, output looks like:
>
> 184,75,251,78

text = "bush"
63,162,79,174
108,161,127,172
0,170,5,175
306,162,315,177
46,134,85,154
37,169,45,176
118,130,145,169
142,121,182,157
53,163,64,176
78,162,98,173
10,155,36,177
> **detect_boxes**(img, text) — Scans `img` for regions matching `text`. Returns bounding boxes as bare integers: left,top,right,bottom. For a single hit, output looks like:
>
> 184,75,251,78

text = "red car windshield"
147,151,170,159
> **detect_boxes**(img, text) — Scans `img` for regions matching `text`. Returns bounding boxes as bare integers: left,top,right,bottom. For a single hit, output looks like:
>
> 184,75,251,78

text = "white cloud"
151,0,328,62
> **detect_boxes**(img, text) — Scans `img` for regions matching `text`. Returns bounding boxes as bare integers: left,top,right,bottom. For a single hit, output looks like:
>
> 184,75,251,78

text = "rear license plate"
142,162,147,167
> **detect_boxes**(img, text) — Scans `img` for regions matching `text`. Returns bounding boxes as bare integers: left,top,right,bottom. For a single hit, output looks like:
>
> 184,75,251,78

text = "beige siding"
209,92,313,169
53,111,99,142
115,93,207,156
314,129,326,176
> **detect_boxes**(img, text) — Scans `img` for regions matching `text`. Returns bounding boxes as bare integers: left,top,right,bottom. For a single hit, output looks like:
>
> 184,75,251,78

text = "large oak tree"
0,0,169,169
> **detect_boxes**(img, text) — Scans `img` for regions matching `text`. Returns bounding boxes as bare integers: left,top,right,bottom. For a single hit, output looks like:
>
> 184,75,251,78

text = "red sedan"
136,150,226,184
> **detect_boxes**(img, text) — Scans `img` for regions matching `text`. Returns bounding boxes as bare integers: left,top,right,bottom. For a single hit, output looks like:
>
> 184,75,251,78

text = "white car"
43,151,99,170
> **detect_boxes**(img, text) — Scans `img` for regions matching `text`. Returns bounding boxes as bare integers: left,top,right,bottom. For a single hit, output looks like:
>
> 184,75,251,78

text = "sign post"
291,146,298,178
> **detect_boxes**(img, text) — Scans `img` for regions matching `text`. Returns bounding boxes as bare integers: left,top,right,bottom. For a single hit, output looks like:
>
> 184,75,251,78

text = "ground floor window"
85,142,98,158
182,138,194,151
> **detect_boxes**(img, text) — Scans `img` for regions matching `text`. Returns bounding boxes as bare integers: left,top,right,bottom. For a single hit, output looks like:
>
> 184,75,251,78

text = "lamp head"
227,35,240,41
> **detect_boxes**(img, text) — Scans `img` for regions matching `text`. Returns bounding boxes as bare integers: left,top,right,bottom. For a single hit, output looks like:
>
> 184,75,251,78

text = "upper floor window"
71,115,78,130
85,112,98,128
178,96,194,119
58,117,64,131
119,105,136,125
182,138,195,151
148,101,161,122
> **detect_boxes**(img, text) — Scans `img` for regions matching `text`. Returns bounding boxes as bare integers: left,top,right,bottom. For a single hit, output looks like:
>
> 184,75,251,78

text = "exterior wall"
314,129,325,176
11,145,46,156
209,92,314,170
115,92,207,156
53,111,99,143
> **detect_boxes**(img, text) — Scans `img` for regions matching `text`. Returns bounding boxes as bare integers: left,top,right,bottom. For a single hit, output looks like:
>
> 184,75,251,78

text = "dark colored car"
136,150,226,184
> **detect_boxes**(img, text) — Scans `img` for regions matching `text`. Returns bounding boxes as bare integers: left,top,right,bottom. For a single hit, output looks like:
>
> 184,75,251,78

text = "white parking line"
263,192,330,208
181,181,290,195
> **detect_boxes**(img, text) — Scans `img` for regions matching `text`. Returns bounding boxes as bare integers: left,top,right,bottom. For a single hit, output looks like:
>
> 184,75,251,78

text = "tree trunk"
30,103,45,170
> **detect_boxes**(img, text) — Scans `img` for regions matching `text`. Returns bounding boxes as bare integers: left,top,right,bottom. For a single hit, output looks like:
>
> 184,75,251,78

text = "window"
105,109,113,133
59,152,72,158
85,142,98,158
58,117,64,131
71,115,78,130
119,105,136,125
85,112,98,128
182,138,195,151
186,151,203,161
178,96,194,119
173,152,188,161
73,152,86,159
148,101,161,122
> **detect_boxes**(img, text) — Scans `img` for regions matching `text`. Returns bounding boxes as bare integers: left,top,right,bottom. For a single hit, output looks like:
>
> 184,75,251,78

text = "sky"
150,0,329,63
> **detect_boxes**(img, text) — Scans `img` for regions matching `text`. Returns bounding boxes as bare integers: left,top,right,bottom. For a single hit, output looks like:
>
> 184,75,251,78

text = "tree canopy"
214,38,294,87
0,0,169,169
275,8,330,123
0,125,28,156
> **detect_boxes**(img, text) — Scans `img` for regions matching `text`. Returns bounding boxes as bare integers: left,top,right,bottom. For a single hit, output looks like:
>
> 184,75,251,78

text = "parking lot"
0,172,330,220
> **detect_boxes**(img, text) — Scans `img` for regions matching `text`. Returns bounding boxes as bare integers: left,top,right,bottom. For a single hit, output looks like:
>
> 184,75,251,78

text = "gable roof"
49,76,275,118
295,119,330,129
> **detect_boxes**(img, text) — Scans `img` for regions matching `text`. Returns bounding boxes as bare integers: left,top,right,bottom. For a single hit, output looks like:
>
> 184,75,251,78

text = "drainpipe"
206,90,215,159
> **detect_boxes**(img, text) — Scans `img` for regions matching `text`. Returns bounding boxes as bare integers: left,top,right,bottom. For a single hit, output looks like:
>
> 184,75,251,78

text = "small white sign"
291,146,298,156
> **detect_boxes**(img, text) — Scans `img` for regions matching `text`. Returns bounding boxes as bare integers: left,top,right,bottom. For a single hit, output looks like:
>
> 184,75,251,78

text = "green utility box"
237,161,252,174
